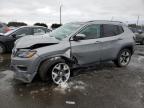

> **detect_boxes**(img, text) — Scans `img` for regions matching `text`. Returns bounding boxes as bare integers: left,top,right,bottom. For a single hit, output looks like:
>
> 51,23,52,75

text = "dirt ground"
0,45,144,108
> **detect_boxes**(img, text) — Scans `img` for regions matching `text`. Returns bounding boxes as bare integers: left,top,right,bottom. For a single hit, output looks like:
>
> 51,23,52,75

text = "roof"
86,20,126,25
18,26,47,28
68,20,126,26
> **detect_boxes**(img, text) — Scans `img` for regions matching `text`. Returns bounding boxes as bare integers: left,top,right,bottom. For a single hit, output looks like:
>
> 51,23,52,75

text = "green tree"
51,23,62,29
7,22,27,27
34,23,48,28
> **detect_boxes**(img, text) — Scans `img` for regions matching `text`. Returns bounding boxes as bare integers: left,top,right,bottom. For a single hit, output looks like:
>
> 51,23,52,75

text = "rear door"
100,24,124,61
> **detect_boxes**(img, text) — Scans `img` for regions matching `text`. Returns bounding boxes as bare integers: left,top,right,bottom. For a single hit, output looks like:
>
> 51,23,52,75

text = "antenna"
137,16,139,26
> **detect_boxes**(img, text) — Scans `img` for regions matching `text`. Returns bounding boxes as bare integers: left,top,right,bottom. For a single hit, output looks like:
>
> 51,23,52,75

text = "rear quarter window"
101,24,124,38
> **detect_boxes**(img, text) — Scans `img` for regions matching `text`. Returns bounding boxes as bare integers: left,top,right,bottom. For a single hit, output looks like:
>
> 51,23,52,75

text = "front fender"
34,53,72,75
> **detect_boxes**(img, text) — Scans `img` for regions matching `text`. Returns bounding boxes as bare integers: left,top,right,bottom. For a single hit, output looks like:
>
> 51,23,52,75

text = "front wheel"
51,63,71,85
114,49,132,67
39,59,71,85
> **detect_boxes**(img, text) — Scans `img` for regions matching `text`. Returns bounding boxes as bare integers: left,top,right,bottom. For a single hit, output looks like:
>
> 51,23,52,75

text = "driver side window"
79,24,101,40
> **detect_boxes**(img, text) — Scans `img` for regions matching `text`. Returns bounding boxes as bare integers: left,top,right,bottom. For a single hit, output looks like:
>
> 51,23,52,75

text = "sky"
0,0,144,26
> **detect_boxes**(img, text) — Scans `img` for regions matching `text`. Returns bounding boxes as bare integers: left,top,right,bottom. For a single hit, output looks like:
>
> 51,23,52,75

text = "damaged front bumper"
11,54,40,83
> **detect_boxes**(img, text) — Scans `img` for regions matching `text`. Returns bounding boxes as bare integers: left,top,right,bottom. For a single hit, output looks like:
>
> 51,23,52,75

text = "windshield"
49,23,83,40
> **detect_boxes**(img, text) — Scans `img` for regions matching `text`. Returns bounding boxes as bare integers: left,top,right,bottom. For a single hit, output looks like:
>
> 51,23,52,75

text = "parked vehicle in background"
0,26,51,53
11,20,135,85
129,27,144,45
135,30,144,45
0,22,11,33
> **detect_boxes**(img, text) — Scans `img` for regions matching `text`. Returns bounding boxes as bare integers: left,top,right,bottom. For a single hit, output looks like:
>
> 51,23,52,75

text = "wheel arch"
36,55,73,73
119,44,134,55
114,44,134,60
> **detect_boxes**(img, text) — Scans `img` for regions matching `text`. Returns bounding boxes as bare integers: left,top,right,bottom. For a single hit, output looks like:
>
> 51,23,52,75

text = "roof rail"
87,20,124,23
110,21,123,23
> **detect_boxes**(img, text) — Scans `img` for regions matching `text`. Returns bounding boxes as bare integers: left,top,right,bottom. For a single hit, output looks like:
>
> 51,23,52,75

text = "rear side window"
101,24,124,37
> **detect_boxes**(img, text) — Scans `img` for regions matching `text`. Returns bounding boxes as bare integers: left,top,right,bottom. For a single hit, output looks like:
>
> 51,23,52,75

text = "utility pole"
60,4,62,25
137,16,139,26
111,16,114,21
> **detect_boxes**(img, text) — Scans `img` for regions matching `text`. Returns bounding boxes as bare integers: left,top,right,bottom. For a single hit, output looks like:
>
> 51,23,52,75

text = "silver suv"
11,20,135,85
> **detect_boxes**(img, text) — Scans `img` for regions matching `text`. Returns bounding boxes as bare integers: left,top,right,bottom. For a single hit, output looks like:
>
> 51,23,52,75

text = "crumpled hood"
15,34,60,49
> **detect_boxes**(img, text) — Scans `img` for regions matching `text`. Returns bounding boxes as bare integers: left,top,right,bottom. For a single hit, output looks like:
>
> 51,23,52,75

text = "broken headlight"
16,49,37,58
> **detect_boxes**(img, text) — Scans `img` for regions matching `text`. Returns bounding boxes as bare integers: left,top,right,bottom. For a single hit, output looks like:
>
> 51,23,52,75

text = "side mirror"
11,34,16,38
73,34,86,41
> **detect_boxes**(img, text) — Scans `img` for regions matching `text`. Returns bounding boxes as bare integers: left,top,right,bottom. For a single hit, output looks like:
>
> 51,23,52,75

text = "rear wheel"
0,43,5,54
114,49,131,67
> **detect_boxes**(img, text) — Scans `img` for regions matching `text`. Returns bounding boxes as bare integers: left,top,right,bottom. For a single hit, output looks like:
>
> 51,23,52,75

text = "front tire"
38,58,71,85
114,49,132,67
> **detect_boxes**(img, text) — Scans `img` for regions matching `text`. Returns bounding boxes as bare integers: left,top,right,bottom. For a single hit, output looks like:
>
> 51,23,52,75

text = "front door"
71,24,102,65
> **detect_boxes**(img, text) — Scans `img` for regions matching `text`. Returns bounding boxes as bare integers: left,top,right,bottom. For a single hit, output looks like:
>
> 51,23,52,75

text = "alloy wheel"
119,51,130,66
52,63,70,85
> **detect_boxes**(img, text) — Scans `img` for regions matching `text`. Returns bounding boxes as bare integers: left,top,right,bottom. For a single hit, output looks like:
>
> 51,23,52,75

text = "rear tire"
0,43,5,54
114,49,132,67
